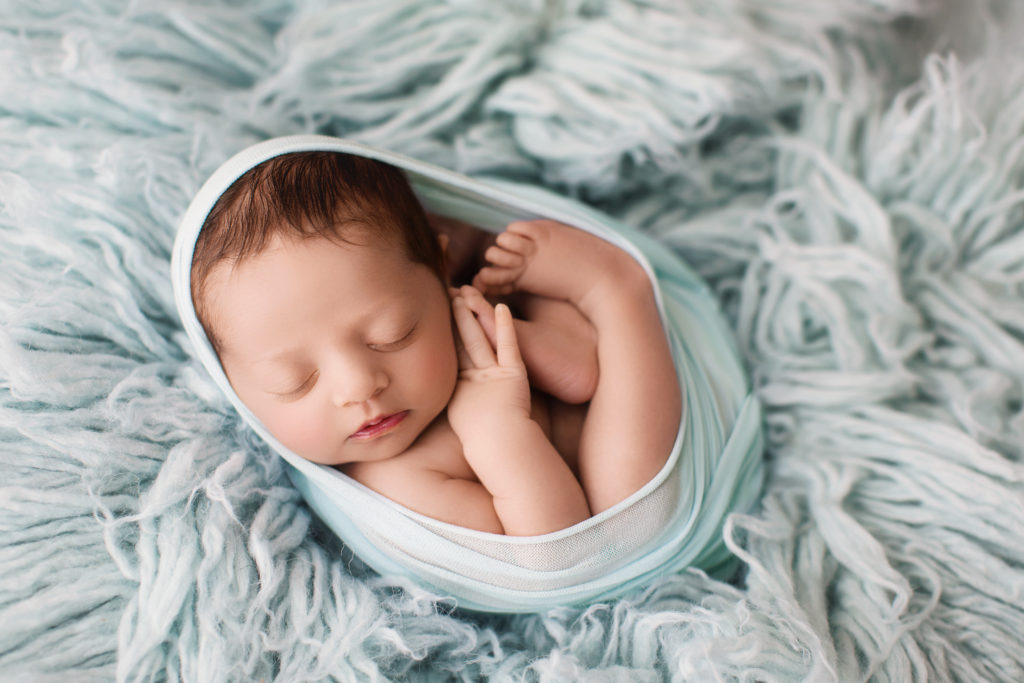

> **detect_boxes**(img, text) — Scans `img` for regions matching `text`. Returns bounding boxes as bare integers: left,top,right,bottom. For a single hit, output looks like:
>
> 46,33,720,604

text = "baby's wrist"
450,409,535,447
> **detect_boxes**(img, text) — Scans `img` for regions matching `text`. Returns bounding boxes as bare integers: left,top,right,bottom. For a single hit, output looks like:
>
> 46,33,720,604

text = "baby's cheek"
423,346,458,400
265,405,332,463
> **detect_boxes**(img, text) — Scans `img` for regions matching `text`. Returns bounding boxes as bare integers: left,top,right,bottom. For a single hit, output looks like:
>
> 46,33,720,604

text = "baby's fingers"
453,297,495,369
458,286,497,347
494,303,525,370
455,334,473,371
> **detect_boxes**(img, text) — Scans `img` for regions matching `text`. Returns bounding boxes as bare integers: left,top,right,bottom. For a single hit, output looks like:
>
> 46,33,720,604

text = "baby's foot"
470,225,534,297
454,285,598,405
517,295,598,404
472,220,643,316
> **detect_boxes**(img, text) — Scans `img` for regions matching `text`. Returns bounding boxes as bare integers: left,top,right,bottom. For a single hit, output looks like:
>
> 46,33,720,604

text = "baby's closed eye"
271,371,319,400
368,324,417,352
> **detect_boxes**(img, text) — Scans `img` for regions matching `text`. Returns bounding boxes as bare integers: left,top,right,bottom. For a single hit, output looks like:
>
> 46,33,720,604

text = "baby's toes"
505,220,552,244
495,229,536,257
484,245,524,270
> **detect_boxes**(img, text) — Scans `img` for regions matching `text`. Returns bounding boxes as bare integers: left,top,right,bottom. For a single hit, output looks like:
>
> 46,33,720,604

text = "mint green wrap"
172,135,763,613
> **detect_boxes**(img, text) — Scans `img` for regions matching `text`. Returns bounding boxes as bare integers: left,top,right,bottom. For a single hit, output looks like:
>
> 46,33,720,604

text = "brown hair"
191,151,445,352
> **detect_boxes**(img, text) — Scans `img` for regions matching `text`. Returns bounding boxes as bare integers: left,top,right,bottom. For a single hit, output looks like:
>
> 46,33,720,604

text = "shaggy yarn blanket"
2,1,1023,680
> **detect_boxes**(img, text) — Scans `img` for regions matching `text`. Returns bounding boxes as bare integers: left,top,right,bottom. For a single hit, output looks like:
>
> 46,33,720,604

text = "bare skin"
210,230,591,536
346,291,594,537
211,218,679,534
455,285,598,405
430,213,598,405
472,220,682,513
353,219,680,524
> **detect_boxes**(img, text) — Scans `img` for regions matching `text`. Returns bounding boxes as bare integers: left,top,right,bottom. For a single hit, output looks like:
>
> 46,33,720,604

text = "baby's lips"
348,411,409,441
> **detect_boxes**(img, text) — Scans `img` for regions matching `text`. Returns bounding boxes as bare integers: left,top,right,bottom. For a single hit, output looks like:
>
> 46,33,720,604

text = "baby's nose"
331,364,387,407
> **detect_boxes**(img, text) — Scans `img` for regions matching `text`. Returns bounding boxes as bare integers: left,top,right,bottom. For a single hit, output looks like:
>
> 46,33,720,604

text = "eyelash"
368,325,416,352
275,372,318,400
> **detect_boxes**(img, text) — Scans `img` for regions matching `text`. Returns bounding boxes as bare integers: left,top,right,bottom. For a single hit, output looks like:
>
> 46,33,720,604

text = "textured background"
2,1,1024,680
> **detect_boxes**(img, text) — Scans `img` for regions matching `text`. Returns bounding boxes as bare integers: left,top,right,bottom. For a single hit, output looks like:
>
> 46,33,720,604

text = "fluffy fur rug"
2,1,1023,680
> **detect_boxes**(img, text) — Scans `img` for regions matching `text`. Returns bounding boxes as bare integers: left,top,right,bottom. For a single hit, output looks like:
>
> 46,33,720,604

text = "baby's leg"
474,220,681,514
456,285,598,405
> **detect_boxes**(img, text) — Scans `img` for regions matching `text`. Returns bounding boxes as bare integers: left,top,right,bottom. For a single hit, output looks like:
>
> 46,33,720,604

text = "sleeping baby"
189,151,680,536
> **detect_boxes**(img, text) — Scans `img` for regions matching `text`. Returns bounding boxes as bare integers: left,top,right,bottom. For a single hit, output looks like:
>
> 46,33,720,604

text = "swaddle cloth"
172,135,764,613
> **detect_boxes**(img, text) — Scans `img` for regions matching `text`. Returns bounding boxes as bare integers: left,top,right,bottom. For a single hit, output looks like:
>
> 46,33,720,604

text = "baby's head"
192,152,459,466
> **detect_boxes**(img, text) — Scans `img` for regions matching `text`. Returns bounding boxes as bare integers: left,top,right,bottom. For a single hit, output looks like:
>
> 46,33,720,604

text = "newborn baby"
190,151,680,535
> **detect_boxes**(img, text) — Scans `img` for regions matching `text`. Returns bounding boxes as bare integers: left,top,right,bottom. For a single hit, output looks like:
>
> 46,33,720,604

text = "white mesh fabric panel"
364,479,677,592
403,459,682,582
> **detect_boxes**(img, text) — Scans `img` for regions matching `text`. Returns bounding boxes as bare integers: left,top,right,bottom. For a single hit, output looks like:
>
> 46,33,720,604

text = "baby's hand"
447,290,531,435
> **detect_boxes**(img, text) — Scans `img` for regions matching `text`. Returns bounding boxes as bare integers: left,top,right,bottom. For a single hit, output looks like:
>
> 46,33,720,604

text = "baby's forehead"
211,228,407,278
207,231,439,310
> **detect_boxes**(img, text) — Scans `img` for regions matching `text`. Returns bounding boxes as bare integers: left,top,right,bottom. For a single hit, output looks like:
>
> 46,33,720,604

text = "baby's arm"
474,220,682,514
447,293,591,535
